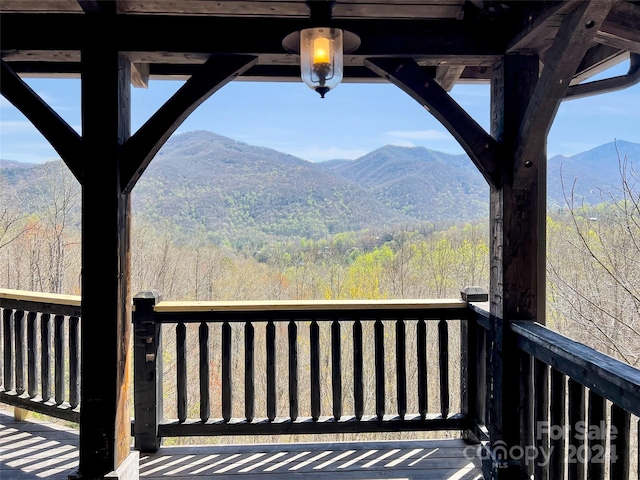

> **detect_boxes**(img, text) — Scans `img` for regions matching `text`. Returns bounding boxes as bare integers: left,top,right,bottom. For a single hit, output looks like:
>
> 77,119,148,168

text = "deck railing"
1,287,639,479
132,292,475,451
0,289,81,422
470,304,640,479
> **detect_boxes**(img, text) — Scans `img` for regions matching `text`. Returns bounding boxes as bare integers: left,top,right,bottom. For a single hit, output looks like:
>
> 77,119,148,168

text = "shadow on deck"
0,409,482,479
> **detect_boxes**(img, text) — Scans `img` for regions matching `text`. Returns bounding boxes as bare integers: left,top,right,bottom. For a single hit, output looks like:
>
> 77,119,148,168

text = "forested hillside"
1,133,638,370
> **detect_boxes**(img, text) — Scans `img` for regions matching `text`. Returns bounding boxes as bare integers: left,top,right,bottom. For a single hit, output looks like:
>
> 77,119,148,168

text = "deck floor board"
0,409,482,479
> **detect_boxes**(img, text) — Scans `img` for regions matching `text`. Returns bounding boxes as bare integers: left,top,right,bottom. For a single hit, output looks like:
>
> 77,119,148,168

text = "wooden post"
489,53,542,480
76,43,138,478
133,291,163,452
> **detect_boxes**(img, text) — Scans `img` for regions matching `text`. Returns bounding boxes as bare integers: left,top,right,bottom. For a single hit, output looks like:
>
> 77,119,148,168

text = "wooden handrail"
512,320,640,417
153,298,467,313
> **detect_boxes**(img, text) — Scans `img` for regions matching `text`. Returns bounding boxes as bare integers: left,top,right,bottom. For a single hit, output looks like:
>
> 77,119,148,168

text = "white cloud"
386,129,451,141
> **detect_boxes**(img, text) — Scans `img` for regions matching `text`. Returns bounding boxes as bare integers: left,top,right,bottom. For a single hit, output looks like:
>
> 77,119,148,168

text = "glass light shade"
299,27,343,98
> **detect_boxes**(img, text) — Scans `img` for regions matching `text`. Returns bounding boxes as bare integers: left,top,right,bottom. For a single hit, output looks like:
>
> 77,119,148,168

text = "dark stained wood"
198,322,209,422
27,311,37,397
512,321,640,418
132,291,163,453
177,322,187,423
438,319,449,418
353,319,364,420
331,319,342,419
568,379,586,480
519,351,533,478
490,53,543,322
68,316,79,409
395,318,406,419
14,310,25,395
288,320,298,421
245,321,255,422
515,0,615,188
417,318,428,418
266,320,276,422
550,368,566,480
158,413,468,437
374,318,385,421
475,323,486,426
40,313,51,402
587,390,606,480
610,404,631,480
78,47,132,477
571,44,625,84
598,1,640,54
364,57,500,188
460,314,477,442
534,359,549,480
310,320,320,421
506,1,576,53
54,314,64,405
0,60,83,181
222,321,232,422
120,54,258,193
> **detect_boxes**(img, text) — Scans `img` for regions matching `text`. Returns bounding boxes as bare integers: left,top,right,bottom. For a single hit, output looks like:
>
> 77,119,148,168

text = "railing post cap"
460,286,488,302
133,290,162,303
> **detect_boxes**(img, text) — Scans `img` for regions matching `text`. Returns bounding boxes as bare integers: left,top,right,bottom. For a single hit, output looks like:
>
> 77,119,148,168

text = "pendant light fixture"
282,1,360,98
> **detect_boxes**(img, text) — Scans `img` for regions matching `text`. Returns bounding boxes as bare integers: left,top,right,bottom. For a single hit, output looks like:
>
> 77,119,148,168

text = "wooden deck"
0,409,482,479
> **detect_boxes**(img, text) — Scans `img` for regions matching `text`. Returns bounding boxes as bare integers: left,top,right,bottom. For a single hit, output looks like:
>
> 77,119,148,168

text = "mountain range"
1,131,638,245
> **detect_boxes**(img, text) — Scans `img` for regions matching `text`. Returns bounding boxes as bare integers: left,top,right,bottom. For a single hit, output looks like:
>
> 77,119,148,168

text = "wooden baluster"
199,322,209,422
69,316,80,408
520,351,534,479
310,319,320,421
534,359,549,480
568,379,586,480
3,308,13,391
476,325,486,425
176,322,187,423
549,369,566,480
438,318,449,418
417,318,428,418
14,310,25,395
610,405,630,480
27,312,37,398
331,319,342,420
245,321,255,422
587,390,606,480
266,320,276,421
288,320,298,421
353,319,364,420
375,318,385,420
396,317,406,419
222,321,232,422
54,315,65,405
40,313,51,402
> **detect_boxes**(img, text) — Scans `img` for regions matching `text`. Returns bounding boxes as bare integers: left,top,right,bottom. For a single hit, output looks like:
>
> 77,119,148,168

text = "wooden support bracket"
0,60,84,181
365,57,500,189
120,54,258,193
514,0,616,189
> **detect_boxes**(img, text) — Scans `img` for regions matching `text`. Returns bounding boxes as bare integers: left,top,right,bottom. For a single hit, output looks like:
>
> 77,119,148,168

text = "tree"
547,143,640,366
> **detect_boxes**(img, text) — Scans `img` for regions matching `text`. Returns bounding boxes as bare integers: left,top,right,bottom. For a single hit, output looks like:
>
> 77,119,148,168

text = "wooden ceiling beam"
0,60,83,181
592,1,640,54
571,44,626,85
120,54,258,193
0,14,506,58
365,57,500,188
506,0,580,53
513,0,616,189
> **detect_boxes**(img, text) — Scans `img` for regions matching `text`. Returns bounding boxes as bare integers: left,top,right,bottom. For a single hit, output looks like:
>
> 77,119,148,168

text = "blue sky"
1,60,638,164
